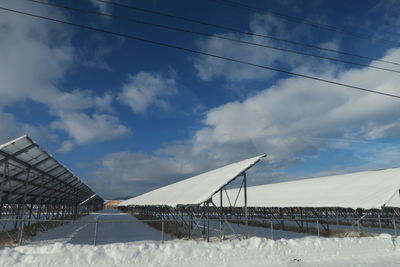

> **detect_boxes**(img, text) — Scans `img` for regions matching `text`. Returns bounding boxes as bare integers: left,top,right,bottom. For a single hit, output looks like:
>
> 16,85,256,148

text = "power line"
93,0,400,67
27,0,400,74
303,136,400,147
1,6,400,100
213,0,400,47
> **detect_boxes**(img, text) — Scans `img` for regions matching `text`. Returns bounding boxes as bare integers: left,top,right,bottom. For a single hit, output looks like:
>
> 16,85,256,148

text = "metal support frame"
0,137,104,244
122,203,400,240
243,172,248,238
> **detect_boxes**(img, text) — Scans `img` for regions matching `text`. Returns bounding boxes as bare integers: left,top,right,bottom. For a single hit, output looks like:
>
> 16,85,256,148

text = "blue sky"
1,0,400,199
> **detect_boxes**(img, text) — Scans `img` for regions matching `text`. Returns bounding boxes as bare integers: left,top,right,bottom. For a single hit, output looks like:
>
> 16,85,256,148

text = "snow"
120,154,266,207
0,135,28,151
24,209,306,245
28,209,173,245
3,209,400,266
2,234,400,266
219,168,400,209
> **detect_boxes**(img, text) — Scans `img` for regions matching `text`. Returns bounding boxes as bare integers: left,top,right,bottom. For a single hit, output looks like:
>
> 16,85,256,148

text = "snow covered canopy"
120,154,266,207
0,135,103,205
222,168,400,210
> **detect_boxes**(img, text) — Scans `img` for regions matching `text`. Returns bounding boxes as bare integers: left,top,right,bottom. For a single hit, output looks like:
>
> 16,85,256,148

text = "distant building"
104,200,122,208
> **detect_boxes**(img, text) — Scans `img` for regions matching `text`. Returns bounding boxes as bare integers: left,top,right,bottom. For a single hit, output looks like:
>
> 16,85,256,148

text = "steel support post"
244,173,248,238
207,202,210,242
36,175,45,221
93,217,99,245
18,218,25,245
14,204,21,229
0,161,9,220
175,209,178,235
27,204,33,226
220,189,223,240
270,221,274,240
336,212,339,231
16,168,30,234
161,221,164,244
188,212,192,239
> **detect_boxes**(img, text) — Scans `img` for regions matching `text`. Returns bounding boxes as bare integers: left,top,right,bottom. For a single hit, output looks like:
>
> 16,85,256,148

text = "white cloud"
370,1,400,37
91,149,235,198
92,48,400,197
90,140,274,198
118,71,178,114
47,90,115,114
0,1,130,151
0,109,56,146
80,41,114,71
0,2,74,107
193,48,400,163
51,112,131,152
193,14,321,83
89,0,112,15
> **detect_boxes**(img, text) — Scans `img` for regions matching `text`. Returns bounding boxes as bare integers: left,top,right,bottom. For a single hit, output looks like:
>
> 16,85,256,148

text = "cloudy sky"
1,0,400,199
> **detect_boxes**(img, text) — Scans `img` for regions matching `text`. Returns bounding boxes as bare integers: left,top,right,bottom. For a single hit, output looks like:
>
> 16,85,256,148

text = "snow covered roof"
120,154,266,207
221,168,400,210
0,135,103,204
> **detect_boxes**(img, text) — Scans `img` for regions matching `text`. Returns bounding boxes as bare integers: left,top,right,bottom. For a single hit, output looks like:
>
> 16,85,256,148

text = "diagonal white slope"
120,154,266,207
221,168,400,210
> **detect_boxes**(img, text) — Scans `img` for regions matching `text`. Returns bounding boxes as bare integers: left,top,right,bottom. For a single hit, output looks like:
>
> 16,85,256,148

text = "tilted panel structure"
120,154,266,207
220,168,400,209
119,154,266,241
120,155,400,239
205,168,400,238
0,135,104,239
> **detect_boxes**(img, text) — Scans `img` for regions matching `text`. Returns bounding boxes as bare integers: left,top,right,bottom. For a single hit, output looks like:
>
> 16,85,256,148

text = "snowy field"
21,209,306,245
2,234,400,266
28,209,173,245
2,209,400,266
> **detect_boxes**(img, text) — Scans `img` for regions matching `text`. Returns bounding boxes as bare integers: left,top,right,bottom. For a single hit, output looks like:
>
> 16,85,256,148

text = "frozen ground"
2,209,400,266
25,209,306,245
28,209,172,245
2,234,400,266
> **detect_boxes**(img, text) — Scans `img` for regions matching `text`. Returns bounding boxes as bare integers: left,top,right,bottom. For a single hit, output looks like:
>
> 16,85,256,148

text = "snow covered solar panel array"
120,154,266,207
0,135,102,204
221,168,400,210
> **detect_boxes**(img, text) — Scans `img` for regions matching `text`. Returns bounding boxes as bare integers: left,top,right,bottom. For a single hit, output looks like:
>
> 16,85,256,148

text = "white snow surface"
2,235,400,266
120,154,266,207
219,168,400,209
28,209,172,245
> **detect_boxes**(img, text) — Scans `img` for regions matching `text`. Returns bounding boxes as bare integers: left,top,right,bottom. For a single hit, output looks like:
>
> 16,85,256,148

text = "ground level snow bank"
1,235,400,267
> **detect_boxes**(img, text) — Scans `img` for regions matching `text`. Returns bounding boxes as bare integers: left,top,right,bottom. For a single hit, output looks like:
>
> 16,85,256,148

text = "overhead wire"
26,0,400,74
1,6,400,100
212,0,400,47
92,0,400,67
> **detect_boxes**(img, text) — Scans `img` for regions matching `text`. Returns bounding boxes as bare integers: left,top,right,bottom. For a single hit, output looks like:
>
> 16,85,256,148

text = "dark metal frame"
0,136,104,242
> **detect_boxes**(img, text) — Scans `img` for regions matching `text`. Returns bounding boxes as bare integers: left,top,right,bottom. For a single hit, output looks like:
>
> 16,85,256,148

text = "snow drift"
1,235,400,267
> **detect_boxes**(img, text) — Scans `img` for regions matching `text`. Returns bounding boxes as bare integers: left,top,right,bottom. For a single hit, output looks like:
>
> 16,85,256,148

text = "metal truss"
121,172,250,241
0,136,104,243
121,170,400,239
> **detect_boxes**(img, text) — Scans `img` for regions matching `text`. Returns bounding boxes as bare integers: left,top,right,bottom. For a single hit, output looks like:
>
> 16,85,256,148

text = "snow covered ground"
28,209,172,245
23,209,306,245
3,209,400,266
2,234,400,266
